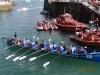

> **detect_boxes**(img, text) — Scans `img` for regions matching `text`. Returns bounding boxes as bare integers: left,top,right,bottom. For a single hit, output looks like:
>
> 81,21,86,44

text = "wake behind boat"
16,6,29,11
6,38,100,62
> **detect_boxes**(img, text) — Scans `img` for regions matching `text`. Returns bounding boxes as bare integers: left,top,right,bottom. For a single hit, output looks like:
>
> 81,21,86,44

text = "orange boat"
56,13,87,31
43,24,48,31
70,35,100,47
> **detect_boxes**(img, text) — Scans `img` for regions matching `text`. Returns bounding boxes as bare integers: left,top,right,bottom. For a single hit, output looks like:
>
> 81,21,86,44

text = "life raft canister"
92,36,94,41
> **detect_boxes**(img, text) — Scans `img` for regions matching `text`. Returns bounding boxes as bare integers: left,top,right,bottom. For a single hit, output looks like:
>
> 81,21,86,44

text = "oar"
0,44,17,51
13,48,33,61
29,50,56,61
43,51,67,68
19,38,50,60
19,49,42,60
5,47,24,60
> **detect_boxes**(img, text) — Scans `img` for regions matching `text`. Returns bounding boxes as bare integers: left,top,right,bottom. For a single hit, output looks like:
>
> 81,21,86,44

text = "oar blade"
13,57,20,61
49,39,51,42
43,61,50,68
5,54,15,60
29,57,37,61
19,56,26,60
33,36,35,38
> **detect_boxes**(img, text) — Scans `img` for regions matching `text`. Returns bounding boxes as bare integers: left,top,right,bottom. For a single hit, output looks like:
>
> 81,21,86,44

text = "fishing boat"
70,35,100,47
55,13,87,31
6,38,100,62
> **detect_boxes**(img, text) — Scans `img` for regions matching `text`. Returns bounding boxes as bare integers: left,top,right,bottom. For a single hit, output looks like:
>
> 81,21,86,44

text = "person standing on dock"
94,18,99,28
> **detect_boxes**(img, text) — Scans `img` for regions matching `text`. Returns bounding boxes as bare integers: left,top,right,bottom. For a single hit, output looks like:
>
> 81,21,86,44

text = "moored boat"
17,6,29,11
36,21,44,30
55,13,87,31
70,35,100,47
6,38,100,62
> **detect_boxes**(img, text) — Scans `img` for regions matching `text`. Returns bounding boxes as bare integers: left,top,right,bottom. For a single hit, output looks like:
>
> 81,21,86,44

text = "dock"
43,0,100,25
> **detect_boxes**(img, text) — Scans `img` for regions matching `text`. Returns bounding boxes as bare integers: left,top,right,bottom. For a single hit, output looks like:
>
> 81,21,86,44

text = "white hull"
25,0,31,2
17,7,29,11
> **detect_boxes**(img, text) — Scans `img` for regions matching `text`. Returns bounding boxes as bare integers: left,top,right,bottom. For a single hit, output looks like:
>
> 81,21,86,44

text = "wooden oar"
43,51,67,68
13,48,33,61
19,39,51,60
19,50,42,60
5,47,24,60
5,35,36,60
0,44,17,51
29,50,56,61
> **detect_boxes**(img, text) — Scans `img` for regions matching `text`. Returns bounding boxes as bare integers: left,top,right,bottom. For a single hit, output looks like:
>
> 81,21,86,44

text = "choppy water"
0,0,100,75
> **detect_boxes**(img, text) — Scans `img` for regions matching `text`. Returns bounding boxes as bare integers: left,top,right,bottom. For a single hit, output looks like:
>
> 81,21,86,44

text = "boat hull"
56,24,83,31
70,36,100,47
7,38,100,62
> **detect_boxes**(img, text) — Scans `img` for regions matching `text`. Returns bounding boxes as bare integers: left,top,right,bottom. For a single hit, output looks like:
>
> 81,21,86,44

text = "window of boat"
65,16,72,20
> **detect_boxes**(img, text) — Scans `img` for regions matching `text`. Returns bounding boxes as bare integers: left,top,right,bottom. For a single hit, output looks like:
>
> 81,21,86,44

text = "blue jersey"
81,48,87,54
22,41,27,47
43,42,46,48
49,44,53,52
59,46,64,54
53,44,57,50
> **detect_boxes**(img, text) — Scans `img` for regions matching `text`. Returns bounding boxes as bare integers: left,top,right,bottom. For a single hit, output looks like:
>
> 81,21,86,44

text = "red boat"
55,13,87,31
70,35,100,47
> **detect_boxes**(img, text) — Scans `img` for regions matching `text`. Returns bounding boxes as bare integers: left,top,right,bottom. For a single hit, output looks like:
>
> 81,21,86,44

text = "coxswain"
14,32,19,44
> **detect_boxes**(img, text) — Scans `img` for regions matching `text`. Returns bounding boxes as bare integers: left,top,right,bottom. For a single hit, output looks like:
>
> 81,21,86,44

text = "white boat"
17,7,29,11
25,0,31,2
36,26,43,31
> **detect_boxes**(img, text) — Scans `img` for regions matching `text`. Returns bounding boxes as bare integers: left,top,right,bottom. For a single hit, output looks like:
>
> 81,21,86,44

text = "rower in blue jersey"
81,47,87,54
42,40,47,49
70,45,76,55
59,44,65,54
22,38,27,47
26,38,30,45
52,42,57,50
49,43,53,52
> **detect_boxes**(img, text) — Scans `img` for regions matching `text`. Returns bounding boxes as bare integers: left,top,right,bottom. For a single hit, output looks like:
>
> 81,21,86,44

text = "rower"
70,45,76,55
31,40,37,49
59,44,65,54
52,42,57,50
21,38,27,47
25,38,30,45
81,47,87,54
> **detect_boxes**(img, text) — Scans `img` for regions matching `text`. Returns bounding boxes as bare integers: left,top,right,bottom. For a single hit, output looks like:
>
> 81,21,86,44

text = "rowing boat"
7,38,100,62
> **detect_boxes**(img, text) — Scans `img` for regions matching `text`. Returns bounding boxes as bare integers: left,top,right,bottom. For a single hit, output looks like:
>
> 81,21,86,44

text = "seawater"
0,0,100,75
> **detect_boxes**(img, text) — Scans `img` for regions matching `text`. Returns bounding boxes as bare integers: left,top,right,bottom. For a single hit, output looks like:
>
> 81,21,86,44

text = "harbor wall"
43,0,100,25
0,4,12,11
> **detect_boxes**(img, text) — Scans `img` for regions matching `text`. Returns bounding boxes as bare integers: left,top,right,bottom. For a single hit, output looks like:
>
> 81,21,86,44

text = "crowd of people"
12,32,87,55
